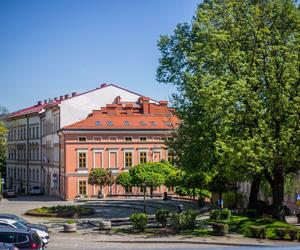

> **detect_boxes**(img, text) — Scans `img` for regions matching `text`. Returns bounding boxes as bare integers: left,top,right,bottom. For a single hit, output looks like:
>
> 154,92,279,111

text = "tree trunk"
248,176,261,209
271,166,285,221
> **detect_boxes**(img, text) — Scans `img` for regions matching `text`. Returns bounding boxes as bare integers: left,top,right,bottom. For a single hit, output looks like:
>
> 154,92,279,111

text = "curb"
93,240,274,247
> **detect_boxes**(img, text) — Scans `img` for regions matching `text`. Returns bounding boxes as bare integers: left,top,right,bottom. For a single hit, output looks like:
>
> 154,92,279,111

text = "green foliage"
88,168,114,188
212,223,228,236
170,210,197,231
155,208,169,227
248,226,266,239
66,219,75,224
223,192,247,209
115,172,132,188
209,209,231,220
130,213,148,232
0,122,7,175
167,169,211,198
129,162,176,188
245,209,258,218
157,0,300,220
273,228,300,240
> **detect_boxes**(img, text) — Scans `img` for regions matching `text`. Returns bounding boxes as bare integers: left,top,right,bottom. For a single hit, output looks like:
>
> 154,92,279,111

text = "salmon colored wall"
62,133,170,200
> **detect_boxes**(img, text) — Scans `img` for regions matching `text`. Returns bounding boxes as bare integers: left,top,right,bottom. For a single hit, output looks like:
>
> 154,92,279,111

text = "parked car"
0,242,18,250
0,219,49,246
28,187,41,196
0,215,48,233
2,190,17,198
0,228,43,250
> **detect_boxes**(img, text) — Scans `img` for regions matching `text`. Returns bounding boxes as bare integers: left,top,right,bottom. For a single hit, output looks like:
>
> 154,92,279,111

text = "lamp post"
143,181,147,213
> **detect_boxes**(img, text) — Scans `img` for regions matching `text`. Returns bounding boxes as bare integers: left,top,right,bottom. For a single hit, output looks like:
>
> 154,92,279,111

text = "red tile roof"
7,103,49,119
63,97,178,130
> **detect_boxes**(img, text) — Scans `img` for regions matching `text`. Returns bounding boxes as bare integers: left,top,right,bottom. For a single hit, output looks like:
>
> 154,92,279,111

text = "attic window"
164,121,172,127
95,121,101,126
140,121,146,126
78,137,87,142
150,121,157,126
124,120,130,126
107,121,113,126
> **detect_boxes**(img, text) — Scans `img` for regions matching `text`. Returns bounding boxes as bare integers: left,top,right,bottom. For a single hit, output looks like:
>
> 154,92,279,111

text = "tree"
129,162,176,192
88,168,114,198
116,172,132,193
157,0,300,220
0,121,7,175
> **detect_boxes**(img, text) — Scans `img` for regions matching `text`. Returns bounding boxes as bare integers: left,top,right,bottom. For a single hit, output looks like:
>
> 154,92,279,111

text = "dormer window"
107,121,113,126
164,121,172,127
140,121,146,126
124,120,130,126
95,121,101,126
150,121,157,126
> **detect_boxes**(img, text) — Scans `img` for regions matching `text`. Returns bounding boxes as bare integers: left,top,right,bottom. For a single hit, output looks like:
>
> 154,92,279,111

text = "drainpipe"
58,108,61,197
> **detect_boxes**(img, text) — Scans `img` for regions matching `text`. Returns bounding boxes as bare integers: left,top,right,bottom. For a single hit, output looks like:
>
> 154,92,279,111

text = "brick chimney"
114,96,121,104
140,97,150,114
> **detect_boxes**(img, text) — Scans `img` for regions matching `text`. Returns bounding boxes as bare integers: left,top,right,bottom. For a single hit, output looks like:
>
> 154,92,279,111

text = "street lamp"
142,181,147,213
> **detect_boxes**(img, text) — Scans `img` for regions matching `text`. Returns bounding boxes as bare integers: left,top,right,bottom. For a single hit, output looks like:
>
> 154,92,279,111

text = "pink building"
59,96,178,200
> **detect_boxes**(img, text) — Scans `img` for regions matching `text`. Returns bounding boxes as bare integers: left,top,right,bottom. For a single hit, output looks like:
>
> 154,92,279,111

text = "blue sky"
0,0,199,111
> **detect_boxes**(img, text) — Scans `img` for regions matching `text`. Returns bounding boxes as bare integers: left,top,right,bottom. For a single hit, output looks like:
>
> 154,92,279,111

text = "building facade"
5,84,156,196
59,96,178,200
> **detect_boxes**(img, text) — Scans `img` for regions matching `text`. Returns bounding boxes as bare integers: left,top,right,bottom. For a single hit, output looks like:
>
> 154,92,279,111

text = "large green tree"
88,168,114,198
157,0,300,220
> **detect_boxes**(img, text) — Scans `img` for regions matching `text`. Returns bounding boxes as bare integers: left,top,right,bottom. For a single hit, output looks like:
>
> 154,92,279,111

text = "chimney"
125,103,134,115
60,96,64,101
100,83,108,88
159,101,168,106
37,101,42,105
64,94,69,99
71,92,77,97
141,97,150,114
114,96,121,104
44,100,48,104
54,97,58,101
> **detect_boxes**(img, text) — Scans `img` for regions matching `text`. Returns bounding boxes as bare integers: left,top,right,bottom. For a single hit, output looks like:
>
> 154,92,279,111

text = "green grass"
206,214,299,239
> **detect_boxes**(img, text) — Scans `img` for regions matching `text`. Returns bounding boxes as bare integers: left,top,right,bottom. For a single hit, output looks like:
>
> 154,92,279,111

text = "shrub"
66,219,75,224
170,210,197,232
130,213,148,232
209,209,231,220
245,209,258,218
248,226,266,239
212,223,228,236
155,209,169,227
287,229,298,241
274,228,288,240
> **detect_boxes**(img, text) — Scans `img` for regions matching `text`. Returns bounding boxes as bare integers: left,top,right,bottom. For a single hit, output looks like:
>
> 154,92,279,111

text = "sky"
0,0,199,112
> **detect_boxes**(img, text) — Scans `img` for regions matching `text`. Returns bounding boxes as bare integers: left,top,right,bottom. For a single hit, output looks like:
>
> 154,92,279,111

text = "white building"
6,83,155,197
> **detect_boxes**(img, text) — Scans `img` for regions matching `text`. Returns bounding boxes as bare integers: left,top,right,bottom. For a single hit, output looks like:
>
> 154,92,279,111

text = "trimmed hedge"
209,209,231,220
130,213,148,232
212,223,228,236
248,226,266,239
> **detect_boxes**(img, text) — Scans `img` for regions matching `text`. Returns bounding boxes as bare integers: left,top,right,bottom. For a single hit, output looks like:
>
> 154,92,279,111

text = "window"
124,120,130,126
140,121,146,126
125,186,132,193
124,152,133,168
150,121,157,126
95,121,101,126
0,233,15,243
78,152,87,168
107,121,113,126
93,136,101,141
78,137,87,142
139,137,147,142
78,180,87,195
139,151,147,164
124,137,132,142
168,151,174,163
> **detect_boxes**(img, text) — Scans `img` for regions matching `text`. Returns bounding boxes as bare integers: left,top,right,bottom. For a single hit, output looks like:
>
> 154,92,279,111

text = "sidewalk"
50,231,300,248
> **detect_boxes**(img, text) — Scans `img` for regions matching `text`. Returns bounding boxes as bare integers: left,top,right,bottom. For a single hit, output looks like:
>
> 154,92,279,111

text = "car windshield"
16,217,28,225
12,222,27,230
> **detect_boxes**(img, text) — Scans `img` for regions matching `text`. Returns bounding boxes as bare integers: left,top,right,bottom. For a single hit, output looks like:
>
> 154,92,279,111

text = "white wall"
59,85,153,127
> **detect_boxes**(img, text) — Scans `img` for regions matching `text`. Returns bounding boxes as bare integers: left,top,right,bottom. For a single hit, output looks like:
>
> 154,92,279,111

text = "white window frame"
138,149,148,164
124,136,133,142
152,149,162,162
78,179,88,196
108,149,118,169
78,136,87,142
93,149,104,168
109,136,117,142
123,149,134,168
77,149,88,169
139,136,147,142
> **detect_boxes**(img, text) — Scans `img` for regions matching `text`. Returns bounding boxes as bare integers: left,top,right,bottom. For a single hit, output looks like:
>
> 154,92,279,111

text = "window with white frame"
78,180,87,195
78,151,87,168
124,151,133,168
139,151,147,164
78,136,87,142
